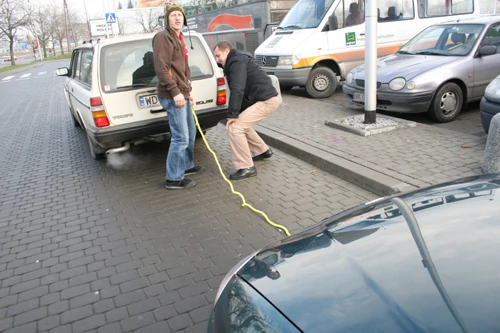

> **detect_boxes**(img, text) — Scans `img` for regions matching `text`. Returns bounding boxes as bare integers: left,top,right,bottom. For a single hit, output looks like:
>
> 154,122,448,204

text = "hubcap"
313,74,329,91
440,91,457,116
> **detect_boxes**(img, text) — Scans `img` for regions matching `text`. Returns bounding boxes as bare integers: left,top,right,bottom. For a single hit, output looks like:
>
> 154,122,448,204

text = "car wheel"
305,67,337,98
428,82,463,123
196,129,207,139
87,133,105,160
70,108,80,127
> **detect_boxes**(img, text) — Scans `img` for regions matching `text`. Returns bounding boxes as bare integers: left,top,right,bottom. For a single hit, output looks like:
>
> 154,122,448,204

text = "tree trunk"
59,39,64,55
9,40,15,66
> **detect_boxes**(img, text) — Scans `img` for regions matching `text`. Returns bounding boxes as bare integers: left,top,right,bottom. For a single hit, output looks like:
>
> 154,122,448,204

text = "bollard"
482,113,500,173
268,75,283,106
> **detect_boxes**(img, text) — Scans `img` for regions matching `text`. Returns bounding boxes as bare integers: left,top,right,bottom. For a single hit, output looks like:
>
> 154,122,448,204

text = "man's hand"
189,95,194,106
226,118,238,130
173,93,186,107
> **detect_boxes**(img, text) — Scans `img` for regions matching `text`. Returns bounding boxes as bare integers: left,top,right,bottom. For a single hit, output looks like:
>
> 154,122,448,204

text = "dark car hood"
352,53,461,82
238,175,500,333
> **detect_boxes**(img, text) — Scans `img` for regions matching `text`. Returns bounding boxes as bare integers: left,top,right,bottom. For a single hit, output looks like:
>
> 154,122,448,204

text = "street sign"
90,20,120,37
105,12,117,24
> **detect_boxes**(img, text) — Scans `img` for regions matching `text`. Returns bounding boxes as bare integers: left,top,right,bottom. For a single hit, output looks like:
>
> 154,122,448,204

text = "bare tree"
134,8,162,33
0,0,29,65
26,3,52,58
50,5,66,55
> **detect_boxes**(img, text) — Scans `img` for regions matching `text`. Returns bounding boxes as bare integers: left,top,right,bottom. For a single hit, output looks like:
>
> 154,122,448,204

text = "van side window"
73,51,82,79
418,0,473,17
481,24,500,54
333,0,365,29
79,50,93,85
69,51,79,78
376,0,414,21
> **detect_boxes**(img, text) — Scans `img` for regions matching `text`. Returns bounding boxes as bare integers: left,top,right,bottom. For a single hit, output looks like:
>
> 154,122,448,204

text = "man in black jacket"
213,41,279,180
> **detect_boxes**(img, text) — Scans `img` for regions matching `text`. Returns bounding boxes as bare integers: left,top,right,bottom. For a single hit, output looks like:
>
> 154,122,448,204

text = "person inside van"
345,2,364,27
132,51,155,85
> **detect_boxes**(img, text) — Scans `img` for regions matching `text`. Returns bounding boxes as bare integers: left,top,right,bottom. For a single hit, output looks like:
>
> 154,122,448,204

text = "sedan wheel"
428,82,463,123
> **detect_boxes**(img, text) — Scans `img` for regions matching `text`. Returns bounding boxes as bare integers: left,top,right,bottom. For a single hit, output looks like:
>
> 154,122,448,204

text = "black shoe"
252,148,273,161
165,178,195,190
185,165,206,176
229,167,257,180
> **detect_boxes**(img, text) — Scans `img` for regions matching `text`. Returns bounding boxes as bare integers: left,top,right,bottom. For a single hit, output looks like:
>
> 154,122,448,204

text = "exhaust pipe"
106,142,131,155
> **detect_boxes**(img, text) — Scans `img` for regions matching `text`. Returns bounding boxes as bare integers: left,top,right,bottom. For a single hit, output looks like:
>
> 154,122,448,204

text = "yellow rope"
191,106,291,237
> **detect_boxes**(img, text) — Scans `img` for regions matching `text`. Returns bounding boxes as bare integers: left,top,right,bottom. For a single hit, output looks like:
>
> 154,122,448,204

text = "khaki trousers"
228,96,279,170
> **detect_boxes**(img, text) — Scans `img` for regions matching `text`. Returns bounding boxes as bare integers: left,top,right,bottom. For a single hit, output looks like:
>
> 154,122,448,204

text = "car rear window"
100,36,214,93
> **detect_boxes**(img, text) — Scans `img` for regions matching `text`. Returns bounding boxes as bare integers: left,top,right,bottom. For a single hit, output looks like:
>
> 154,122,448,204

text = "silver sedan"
343,16,500,122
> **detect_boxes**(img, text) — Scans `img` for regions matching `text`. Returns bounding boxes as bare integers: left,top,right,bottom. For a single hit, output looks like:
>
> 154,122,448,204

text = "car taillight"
90,97,110,127
217,78,226,105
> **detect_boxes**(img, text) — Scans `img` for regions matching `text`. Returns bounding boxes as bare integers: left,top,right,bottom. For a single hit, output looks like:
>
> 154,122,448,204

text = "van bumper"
261,67,310,87
88,107,227,148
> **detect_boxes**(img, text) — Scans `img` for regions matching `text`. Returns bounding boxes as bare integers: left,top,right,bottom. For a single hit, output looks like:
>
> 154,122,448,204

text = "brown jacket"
152,27,191,99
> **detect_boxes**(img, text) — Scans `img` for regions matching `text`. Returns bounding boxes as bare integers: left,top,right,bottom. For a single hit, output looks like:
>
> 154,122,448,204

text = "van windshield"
100,36,214,92
279,0,335,29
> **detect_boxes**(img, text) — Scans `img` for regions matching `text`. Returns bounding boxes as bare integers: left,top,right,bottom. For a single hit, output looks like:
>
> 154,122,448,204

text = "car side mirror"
56,67,69,76
328,14,338,31
478,45,497,57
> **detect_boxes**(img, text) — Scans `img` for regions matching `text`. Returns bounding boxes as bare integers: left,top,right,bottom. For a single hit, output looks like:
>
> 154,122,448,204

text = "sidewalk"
256,89,487,196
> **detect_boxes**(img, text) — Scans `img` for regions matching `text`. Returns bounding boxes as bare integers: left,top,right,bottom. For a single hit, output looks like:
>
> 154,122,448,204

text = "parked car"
343,16,500,123
208,174,500,333
56,31,228,159
2,54,17,62
480,74,500,133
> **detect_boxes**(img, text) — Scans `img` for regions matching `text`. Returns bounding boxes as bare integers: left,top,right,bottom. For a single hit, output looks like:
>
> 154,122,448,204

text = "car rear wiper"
116,83,150,89
414,51,446,56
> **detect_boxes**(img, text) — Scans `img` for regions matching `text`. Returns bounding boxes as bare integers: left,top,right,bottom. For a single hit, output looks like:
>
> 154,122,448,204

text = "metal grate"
355,79,381,89
255,55,279,67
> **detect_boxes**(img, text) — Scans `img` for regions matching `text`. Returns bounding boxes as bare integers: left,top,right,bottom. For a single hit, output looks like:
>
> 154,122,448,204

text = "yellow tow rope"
191,106,291,237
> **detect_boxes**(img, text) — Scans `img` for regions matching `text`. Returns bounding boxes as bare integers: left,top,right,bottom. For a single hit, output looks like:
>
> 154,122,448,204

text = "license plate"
139,94,161,109
353,92,364,102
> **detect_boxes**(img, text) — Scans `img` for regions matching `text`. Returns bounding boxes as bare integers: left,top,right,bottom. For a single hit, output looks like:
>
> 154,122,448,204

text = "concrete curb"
255,124,418,196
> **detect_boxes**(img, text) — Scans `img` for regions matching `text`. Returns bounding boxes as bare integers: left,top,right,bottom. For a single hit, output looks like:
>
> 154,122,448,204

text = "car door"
473,24,500,99
65,50,80,114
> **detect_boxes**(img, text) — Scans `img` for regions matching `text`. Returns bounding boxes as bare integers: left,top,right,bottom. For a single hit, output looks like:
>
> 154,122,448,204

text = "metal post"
364,0,377,124
63,0,71,52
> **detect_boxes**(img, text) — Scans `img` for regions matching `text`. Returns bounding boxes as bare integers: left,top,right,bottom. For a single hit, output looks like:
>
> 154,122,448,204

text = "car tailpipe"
105,142,131,155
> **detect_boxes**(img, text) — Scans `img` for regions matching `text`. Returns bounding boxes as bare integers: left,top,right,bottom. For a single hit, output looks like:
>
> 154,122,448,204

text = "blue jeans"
159,97,196,181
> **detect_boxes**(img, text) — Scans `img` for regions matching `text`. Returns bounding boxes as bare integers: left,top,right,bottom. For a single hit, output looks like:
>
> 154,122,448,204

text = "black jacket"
224,50,278,118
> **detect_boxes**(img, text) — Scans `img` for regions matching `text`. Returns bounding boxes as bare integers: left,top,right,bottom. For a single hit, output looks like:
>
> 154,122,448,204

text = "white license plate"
139,94,161,109
353,92,364,102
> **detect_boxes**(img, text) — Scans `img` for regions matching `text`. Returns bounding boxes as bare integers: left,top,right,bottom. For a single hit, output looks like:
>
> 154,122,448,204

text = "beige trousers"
228,96,279,170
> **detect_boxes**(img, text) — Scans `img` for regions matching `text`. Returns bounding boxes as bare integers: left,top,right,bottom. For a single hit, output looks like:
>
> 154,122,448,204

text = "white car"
56,32,228,159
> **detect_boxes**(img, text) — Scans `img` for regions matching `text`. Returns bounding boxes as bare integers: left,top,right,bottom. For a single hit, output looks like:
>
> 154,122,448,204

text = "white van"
254,0,481,98
56,31,228,159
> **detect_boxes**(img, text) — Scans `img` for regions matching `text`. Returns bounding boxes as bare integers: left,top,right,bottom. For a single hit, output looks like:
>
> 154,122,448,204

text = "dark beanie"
165,2,188,27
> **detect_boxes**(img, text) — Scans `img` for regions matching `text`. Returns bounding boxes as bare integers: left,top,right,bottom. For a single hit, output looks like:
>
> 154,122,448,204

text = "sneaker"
185,165,206,176
165,178,196,190
252,148,273,161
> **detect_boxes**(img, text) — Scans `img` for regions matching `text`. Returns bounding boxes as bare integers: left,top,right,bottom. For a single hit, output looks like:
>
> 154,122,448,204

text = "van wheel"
305,67,337,98
428,82,463,123
87,133,105,160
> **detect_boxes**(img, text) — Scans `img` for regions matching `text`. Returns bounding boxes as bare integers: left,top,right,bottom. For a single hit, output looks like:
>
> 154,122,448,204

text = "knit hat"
165,2,187,27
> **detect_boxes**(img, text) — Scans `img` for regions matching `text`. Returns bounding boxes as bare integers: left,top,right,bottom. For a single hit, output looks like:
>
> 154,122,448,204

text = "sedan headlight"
214,252,256,305
346,72,353,85
278,55,300,66
485,79,500,100
389,77,406,91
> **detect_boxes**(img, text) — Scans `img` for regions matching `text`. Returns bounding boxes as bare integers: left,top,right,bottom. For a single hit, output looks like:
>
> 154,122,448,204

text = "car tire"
305,67,337,98
428,82,463,123
70,108,80,128
87,133,105,160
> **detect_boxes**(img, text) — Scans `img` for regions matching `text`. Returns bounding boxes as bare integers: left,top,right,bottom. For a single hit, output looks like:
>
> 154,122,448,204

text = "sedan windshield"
279,0,335,29
399,24,484,56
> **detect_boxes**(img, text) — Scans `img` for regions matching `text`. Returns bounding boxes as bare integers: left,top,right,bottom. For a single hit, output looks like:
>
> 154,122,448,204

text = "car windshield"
279,0,335,29
398,24,484,56
100,36,214,92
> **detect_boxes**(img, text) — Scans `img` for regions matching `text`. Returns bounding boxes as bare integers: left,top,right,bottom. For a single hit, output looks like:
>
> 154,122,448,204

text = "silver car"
343,16,500,122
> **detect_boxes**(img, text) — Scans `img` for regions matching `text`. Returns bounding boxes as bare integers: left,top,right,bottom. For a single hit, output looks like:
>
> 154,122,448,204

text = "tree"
49,4,66,55
27,4,52,58
134,8,162,33
127,0,133,9
118,1,122,10
0,0,29,66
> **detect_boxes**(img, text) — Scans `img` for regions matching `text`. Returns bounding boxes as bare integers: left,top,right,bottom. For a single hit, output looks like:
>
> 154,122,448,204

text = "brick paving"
0,62,375,332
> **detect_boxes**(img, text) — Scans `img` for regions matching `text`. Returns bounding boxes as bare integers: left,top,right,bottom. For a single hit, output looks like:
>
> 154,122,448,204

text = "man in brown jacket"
153,2,204,190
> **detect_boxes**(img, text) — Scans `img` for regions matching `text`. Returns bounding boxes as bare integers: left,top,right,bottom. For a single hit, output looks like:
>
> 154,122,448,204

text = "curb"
255,124,418,197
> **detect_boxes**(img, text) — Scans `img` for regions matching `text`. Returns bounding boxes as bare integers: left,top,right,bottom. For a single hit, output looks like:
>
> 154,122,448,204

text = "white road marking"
20,73,31,78
2,76,14,81
38,71,47,75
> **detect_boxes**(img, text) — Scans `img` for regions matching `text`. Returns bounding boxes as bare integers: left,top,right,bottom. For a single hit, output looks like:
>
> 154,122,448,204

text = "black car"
481,74,500,134
208,174,500,333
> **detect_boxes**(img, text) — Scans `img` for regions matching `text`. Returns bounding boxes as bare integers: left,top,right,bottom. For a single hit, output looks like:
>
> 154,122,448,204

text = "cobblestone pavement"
262,86,486,190
0,62,375,332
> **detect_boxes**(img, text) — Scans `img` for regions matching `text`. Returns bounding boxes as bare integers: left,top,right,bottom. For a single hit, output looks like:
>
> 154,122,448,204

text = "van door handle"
360,32,366,36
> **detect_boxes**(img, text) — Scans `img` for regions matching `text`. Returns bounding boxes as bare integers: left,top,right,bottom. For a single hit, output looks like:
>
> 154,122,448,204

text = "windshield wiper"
276,26,284,30
397,50,413,55
116,83,150,89
413,51,446,56
283,25,302,29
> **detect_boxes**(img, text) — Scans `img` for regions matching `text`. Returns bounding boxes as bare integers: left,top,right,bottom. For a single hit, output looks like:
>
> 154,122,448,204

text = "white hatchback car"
56,31,228,159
